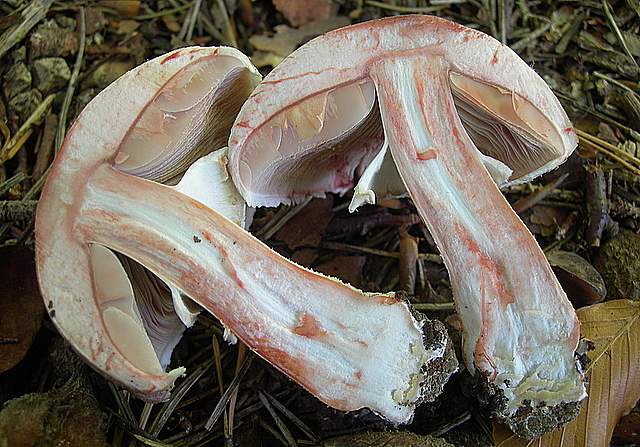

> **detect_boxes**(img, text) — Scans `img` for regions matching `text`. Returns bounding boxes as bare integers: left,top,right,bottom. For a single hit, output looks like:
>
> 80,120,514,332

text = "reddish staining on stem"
417,148,438,161
293,313,327,338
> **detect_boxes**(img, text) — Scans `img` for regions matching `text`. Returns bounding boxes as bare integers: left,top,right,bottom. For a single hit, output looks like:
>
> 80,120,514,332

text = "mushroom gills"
350,71,568,210
116,57,260,184
91,149,248,372
90,244,168,374
449,72,565,184
236,80,385,206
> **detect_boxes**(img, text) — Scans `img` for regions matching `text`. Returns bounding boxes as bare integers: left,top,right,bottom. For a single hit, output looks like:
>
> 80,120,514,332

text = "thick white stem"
370,56,585,421
76,165,455,423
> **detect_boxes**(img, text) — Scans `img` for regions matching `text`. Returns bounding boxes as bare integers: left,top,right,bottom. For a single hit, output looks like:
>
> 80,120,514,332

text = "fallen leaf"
528,205,570,238
161,14,181,33
273,0,337,27
114,19,140,35
274,197,334,250
613,410,640,445
0,246,44,374
493,299,640,447
315,255,366,288
249,17,350,67
547,250,606,307
99,0,141,17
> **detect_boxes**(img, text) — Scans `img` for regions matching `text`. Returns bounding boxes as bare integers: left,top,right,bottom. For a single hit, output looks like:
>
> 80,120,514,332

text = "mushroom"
37,46,259,399
36,45,456,423
227,16,586,437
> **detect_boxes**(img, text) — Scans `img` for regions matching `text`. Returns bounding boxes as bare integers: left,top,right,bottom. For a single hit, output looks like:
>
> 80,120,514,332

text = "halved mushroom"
37,46,259,399
228,16,586,437
36,45,456,423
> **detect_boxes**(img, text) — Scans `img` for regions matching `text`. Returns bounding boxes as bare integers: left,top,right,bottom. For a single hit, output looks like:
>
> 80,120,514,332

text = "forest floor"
0,1,639,446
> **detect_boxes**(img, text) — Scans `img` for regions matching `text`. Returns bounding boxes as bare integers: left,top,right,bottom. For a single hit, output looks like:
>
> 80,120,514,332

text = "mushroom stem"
370,56,585,429
75,164,455,424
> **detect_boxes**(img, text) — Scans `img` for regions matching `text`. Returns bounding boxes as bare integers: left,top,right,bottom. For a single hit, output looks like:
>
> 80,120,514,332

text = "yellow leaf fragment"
493,299,640,447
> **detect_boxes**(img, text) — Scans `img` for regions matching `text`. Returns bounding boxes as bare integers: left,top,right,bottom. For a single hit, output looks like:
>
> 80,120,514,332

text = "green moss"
0,384,107,447
595,229,640,300
323,430,454,447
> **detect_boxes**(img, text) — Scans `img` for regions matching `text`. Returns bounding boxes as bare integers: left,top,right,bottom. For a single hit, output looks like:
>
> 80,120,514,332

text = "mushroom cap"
36,46,259,400
228,15,577,207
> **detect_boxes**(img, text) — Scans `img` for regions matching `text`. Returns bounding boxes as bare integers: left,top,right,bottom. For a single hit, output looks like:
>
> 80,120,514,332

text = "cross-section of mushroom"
228,16,586,437
35,45,455,423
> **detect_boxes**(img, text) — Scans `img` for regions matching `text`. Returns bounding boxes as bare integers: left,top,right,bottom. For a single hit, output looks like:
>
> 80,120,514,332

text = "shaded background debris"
0,1,639,446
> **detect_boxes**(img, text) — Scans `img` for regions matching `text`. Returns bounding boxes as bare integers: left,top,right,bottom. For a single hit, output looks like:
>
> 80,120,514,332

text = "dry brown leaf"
493,299,640,447
315,255,366,289
273,0,337,27
274,197,334,250
0,246,44,374
99,0,141,17
249,17,350,67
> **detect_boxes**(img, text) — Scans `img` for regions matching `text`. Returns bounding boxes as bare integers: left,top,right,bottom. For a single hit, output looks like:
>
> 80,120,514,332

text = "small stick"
413,302,455,311
33,114,58,180
55,7,86,153
0,0,54,59
258,197,312,240
227,343,247,438
601,0,638,67
399,228,418,294
579,137,640,177
577,129,640,169
512,173,569,214
0,94,55,165
585,168,608,247
0,172,28,196
322,241,442,263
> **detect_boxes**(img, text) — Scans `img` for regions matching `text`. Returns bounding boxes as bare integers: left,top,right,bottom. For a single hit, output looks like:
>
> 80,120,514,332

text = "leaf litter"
0,1,639,446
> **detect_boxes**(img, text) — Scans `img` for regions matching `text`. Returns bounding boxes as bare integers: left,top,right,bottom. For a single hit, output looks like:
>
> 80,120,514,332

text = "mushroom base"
417,317,459,403
476,364,584,439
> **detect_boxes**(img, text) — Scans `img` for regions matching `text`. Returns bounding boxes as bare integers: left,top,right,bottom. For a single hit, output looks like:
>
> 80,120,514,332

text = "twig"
55,7,86,153
364,0,446,13
512,173,569,214
0,94,55,165
33,114,57,179
214,0,238,47
0,172,28,196
579,136,640,177
262,392,319,443
0,0,53,59
205,354,254,430
399,228,418,294
321,241,442,263
577,129,640,168
429,410,471,436
149,359,213,437
227,343,247,439
258,392,297,447
257,197,313,240
184,0,202,44
412,302,455,311
585,168,608,247
510,21,552,51
134,4,191,20
601,0,638,67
